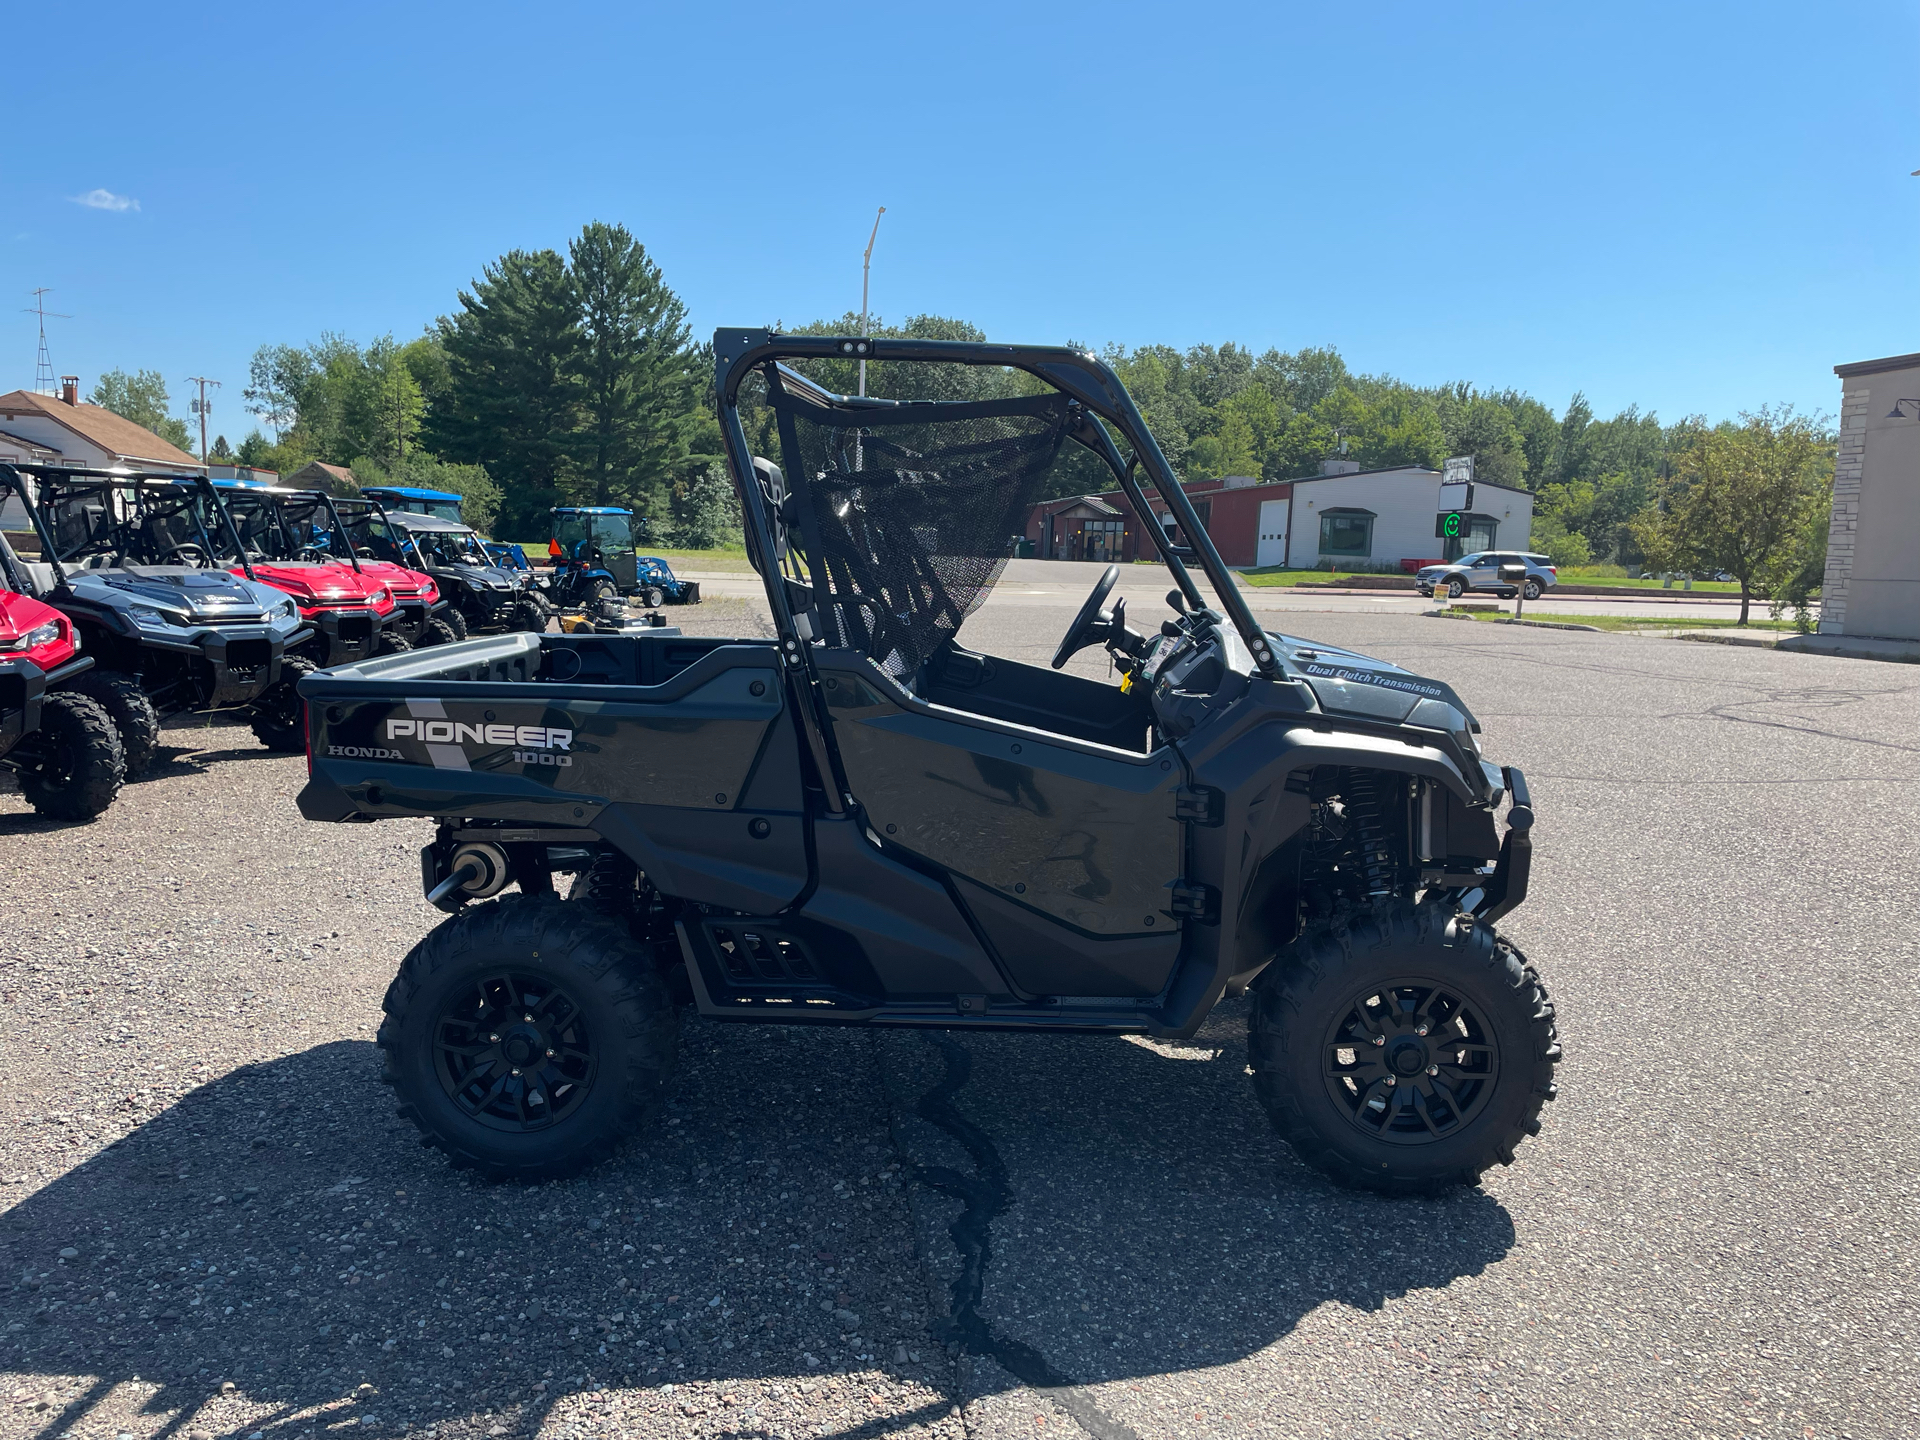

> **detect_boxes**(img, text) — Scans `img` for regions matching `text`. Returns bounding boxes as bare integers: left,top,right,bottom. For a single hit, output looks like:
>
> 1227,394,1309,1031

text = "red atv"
0,571,123,822
213,482,410,666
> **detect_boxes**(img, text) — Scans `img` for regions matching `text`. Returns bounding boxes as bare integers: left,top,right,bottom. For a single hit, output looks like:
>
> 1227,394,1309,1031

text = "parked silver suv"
1417,551,1558,601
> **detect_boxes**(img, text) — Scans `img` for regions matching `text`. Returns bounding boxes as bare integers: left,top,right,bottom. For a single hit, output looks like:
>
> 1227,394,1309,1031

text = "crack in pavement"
905,1035,1141,1440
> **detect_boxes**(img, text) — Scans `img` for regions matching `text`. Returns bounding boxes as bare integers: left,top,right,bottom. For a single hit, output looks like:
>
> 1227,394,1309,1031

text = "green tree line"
93,224,1814,575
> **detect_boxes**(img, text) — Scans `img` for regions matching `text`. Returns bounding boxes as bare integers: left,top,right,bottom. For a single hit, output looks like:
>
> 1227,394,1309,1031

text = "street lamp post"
858,207,885,398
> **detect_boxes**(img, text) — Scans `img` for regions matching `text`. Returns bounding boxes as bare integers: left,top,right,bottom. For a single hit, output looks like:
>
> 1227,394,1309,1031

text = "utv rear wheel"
1248,901,1559,1195
378,894,679,1180
63,669,159,778
17,691,124,821
250,656,316,752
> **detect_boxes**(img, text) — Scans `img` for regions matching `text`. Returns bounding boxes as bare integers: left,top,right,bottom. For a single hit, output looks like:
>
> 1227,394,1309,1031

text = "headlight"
371,588,390,604
0,619,62,651
129,605,182,630
273,597,298,620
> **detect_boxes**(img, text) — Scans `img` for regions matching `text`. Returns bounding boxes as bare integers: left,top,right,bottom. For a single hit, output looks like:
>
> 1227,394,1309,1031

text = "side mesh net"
771,385,1071,680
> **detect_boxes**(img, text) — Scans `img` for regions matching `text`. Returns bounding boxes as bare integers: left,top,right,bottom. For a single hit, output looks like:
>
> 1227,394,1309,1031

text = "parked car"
1417,552,1557,601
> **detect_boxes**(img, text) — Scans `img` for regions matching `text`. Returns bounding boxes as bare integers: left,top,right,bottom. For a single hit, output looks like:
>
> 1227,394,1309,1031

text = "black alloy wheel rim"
1322,977,1500,1144
433,972,596,1132
32,728,79,789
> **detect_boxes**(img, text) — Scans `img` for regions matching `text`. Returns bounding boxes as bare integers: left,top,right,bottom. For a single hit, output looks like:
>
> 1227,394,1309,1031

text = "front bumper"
305,606,392,665
1475,764,1533,924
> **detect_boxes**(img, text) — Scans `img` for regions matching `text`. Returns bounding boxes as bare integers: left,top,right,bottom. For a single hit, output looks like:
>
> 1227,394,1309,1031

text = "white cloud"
70,188,139,212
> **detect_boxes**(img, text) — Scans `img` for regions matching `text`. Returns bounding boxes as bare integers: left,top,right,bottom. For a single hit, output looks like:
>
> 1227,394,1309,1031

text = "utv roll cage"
0,464,262,584
712,331,1285,815
212,483,371,574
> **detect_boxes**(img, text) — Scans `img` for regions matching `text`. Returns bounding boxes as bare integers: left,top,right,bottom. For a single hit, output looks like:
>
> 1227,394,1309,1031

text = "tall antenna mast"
24,289,71,395
186,376,222,465
857,207,885,398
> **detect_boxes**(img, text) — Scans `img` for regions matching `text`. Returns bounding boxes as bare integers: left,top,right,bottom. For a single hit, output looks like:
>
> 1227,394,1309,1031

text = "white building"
1284,461,1534,570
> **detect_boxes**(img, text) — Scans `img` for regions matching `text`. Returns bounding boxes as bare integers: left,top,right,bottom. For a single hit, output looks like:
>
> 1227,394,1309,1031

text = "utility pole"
857,207,885,398
186,376,221,465
23,289,70,394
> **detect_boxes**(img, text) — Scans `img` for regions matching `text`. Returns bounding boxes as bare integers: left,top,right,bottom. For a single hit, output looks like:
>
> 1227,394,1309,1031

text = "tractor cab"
551,507,639,593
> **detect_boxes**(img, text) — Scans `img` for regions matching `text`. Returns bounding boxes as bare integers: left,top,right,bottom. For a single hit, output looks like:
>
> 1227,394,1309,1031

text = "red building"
1025,475,1293,567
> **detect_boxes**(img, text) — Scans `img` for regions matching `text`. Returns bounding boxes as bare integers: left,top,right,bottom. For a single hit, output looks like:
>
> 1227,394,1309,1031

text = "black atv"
294,333,1556,1196
0,464,315,772
382,512,546,638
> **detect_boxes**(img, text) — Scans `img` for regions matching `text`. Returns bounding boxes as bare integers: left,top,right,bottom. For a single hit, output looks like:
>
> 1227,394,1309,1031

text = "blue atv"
548,507,700,609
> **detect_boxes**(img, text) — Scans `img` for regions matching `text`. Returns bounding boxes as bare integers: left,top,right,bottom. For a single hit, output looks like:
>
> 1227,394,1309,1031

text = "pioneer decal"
1298,662,1447,700
385,719,573,750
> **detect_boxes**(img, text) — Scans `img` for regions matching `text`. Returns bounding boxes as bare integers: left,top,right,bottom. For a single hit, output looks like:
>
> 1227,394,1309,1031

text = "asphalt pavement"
3,583,1914,1440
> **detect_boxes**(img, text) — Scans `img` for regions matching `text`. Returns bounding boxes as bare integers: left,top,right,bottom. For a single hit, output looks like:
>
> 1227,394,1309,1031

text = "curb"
1675,631,1780,650
1495,618,1602,632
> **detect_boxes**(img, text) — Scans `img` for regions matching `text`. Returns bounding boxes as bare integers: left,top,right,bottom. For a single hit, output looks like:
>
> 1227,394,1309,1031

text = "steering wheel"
168,542,211,567
1052,564,1121,670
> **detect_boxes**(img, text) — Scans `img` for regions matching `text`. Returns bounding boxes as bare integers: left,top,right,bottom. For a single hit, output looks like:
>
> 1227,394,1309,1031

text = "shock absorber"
1344,768,1398,898
581,848,638,910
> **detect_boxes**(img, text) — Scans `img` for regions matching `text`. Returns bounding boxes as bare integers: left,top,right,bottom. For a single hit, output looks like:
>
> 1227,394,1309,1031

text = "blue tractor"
548,507,700,609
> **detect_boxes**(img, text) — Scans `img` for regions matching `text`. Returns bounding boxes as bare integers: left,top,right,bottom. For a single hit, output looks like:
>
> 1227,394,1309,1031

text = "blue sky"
6,1,1916,442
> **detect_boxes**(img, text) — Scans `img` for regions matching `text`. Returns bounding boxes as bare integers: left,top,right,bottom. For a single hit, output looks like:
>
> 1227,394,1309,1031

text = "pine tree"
428,249,582,533
566,222,695,514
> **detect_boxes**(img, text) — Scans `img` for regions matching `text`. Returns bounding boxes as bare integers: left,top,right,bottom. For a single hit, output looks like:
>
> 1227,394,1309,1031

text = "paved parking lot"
3,591,1915,1440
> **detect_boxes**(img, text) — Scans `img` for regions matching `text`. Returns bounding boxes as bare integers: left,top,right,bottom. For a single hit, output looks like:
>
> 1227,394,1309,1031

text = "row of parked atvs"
0,464,692,822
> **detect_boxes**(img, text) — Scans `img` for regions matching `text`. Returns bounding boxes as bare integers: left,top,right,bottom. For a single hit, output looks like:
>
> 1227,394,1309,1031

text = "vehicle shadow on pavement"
877,1002,1516,1407
1,1008,1513,1438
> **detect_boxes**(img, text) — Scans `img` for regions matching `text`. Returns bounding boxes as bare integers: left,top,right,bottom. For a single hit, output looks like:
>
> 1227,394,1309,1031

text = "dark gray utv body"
295,333,1558,1194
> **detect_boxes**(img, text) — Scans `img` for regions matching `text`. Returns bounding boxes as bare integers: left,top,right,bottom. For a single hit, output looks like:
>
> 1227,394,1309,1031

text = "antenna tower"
24,289,71,394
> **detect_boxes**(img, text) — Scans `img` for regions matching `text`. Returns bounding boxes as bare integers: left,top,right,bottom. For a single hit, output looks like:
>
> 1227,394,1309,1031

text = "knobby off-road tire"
507,597,548,634
379,894,679,1181
250,656,316,752
1248,900,1559,1195
17,691,124,821
63,669,159,778
417,616,461,648
443,608,471,642
376,631,414,657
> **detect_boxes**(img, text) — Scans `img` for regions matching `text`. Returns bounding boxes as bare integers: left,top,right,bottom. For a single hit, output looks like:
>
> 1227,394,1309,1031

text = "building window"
1319,508,1375,557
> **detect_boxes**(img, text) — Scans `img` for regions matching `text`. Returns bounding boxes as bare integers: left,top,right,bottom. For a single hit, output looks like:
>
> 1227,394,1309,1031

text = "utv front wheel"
1248,901,1559,1195
379,895,679,1180
17,691,124,821
507,598,548,633
63,669,159,778
250,656,316,752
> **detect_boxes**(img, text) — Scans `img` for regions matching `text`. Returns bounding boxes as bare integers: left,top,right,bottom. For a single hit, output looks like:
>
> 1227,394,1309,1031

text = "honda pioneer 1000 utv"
0,464,313,771
212,481,412,667
383,512,546,637
294,332,1557,1195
